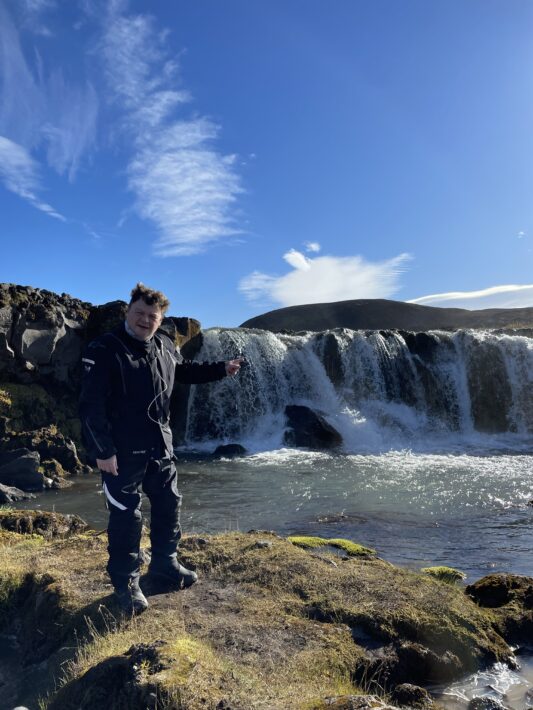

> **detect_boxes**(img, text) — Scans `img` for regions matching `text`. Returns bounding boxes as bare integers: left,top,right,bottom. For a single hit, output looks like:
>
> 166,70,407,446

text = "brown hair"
129,283,170,314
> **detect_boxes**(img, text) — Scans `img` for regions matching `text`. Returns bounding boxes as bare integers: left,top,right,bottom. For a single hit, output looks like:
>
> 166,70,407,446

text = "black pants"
101,452,182,585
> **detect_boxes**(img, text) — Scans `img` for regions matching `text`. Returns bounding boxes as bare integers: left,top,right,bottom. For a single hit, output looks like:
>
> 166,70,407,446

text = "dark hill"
239,299,533,332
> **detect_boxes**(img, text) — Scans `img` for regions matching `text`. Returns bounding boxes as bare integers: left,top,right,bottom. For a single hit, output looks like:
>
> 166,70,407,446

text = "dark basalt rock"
0,448,43,491
284,404,342,449
212,443,247,458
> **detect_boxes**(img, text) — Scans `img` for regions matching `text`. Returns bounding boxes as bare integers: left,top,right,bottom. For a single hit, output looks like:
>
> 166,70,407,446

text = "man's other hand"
225,357,245,377
96,455,119,475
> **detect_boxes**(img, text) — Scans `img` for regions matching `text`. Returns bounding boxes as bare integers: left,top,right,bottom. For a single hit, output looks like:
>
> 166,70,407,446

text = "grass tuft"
421,566,467,584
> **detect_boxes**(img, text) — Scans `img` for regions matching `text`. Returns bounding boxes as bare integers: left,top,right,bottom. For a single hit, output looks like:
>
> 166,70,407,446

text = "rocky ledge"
1,511,531,710
0,283,203,491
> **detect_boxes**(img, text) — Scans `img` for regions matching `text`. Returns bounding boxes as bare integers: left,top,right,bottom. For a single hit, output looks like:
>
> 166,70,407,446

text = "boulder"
0,449,43,491
0,482,35,503
284,405,342,449
211,444,247,459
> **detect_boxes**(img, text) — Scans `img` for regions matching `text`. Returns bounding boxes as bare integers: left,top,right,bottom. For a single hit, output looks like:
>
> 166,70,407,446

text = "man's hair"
129,283,170,314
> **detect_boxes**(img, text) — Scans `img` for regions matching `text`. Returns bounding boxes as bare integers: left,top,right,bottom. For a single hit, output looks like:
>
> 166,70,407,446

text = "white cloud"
0,1,98,181
409,285,533,310
0,135,65,220
102,6,243,255
283,248,311,271
240,250,411,307
304,241,321,253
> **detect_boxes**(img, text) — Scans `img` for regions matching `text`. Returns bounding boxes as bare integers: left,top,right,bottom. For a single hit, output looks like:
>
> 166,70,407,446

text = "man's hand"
96,455,119,475
225,357,245,377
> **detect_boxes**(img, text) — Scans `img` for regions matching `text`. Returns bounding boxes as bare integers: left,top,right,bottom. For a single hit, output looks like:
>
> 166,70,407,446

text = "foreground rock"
1,511,526,709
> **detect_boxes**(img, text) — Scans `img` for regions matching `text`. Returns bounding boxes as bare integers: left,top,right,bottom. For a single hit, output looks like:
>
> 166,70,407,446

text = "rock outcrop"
0,283,202,490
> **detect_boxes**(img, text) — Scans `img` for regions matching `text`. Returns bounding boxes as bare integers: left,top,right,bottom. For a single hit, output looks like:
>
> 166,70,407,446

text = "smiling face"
126,298,163,341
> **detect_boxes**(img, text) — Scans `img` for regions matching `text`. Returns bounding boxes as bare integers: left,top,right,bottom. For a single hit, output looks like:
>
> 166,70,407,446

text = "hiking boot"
114,577,148,615
148,557,198,589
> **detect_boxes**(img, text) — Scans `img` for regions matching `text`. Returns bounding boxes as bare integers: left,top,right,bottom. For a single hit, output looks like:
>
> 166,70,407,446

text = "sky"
1,0,533,327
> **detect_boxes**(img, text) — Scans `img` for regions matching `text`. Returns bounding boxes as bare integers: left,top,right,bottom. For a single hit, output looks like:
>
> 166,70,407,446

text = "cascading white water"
184,328,533,452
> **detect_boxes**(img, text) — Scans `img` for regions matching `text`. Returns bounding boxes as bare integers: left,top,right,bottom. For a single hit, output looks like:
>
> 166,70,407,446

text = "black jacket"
79,324,226,461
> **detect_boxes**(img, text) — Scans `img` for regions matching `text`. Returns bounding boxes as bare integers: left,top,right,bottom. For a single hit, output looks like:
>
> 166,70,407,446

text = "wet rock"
284,404,343,449
0,482,35,503
0,448,43,491
212,443,247,458
467,697,506,710
390,683,433,708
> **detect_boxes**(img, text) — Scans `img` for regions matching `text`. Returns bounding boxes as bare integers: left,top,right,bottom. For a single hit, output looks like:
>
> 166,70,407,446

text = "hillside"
240,298,533,332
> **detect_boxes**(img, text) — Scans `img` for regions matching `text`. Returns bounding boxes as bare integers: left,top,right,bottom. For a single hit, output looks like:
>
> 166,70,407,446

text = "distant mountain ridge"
239,299,533,332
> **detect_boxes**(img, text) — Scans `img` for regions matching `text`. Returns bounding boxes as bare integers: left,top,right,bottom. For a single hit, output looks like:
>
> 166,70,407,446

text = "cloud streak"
102,6,243,255
0,0,97,213
409,285,533,310
240,249,411,307
0,135,65,220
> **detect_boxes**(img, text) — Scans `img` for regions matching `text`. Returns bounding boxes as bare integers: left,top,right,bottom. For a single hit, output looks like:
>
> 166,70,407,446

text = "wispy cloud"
409,285,533,310
0,135,65,220
240,249,411,307
0,0,97,212
101,5,243,255
304,241,321,253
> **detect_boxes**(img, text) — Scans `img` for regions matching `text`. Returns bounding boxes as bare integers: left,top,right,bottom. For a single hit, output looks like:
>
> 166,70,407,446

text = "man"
79,283,243,614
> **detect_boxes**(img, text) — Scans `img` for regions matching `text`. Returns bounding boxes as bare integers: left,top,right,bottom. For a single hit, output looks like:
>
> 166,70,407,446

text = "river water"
11,444,533,709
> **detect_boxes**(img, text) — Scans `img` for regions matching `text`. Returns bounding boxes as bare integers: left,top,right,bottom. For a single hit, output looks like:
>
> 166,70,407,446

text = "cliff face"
0,283,201,492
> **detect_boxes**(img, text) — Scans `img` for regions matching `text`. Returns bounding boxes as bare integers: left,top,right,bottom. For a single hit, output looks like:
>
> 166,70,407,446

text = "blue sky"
1,0,533,327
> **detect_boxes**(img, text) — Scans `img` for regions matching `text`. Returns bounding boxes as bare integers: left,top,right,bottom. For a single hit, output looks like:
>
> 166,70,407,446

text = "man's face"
126,299,163,340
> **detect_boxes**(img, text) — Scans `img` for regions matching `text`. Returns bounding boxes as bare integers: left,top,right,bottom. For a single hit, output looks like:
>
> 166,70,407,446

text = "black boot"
148,555,198,589
113,576,149,614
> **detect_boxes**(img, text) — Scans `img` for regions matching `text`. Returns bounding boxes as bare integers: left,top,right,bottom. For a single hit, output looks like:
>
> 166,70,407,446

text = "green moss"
288,535,376,557
0,383,55,431
421,566,467,584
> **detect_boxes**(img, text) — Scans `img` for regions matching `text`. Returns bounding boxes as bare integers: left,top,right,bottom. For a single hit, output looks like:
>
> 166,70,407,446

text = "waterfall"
182,328,533,452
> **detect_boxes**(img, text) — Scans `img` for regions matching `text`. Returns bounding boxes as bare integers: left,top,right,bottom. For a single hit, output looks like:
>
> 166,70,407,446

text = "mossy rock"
0,510,87,538
288,535,376,558
0,383,56,432
421,566,467,584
